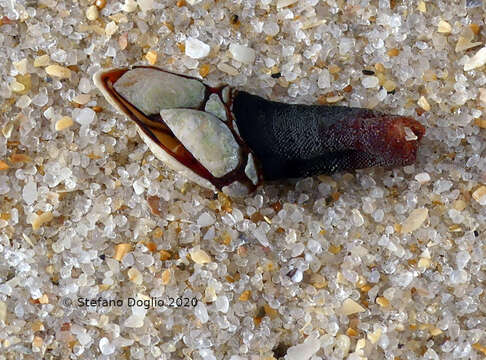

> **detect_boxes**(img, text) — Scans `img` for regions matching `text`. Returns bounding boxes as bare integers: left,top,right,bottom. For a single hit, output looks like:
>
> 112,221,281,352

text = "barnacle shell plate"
136,126,218,192
244,154,258,185
113,68,206,115
205,93,227,121
160,109,240,178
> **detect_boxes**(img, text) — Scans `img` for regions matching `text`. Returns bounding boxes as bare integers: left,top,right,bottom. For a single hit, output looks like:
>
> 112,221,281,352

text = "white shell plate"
204,93,227,121
160,109,241,178
114,68,205,115
245,154,258,185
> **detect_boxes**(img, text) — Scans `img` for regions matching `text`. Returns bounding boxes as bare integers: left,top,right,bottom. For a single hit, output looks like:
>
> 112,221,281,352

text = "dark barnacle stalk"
94,66,425,197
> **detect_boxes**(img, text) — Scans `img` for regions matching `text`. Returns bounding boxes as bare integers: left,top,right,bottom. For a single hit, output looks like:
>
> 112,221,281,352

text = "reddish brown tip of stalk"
384,116,425,165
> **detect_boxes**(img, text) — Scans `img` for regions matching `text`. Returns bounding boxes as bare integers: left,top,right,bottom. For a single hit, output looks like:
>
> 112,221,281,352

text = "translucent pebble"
194,302,209,323
217,63,239,76
73,345,84,356
362,198,375,214
371,187,384,198
372,38,384,49
368,328,382,344
285,335,321,360
197,212,215,227
34,55,50,67
362,76,379,88
389,14,401,27
132,179,145,195
51,49,67,63
99,337,115,355
372,209,384,222
121,253,134,267
437,20,452,34
377,87,387,101
215,296,229,313
318,69,331,89
291,243,305,257
343,269,358,283
404,127,418,141
415,172,431,184
32,212,53,231
15,304,24,318
105,46,117,57
448,208,463,223
441,341,455,353
124,314,145,328
291,269,303,283
450,270,468,284
401,208,428,233
11,81,25,93
423,349,440,360
229,44,256,64
339,38,355,54
406,192,418,208
433,180,452,194
16,95,32,109
340,298,365,315
78,78,91,93
263,22,279,36
14,59,28,75
122,0,137,11
464,46,486,71
52,241,64,253
85,5,98,21
23,180,37,205
190,248,212,264
45,65,72,79
467,0,482,8
351,209,364,226
73,94,91,105
137,0,155,11
137,254,154,267
105,21,119,37
131,300,147,317
199,349,217,360
282,45,294,57
277,0,298,8
368,269,380,283
456,250,470,269
252,224,269,246
32,88,48,106
43,107,55,120
394,271,413,287
472,186,486,205
75,108,96,126
336,334,350,355
185,37,210,59
307,239,321,253
0,284,12,296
